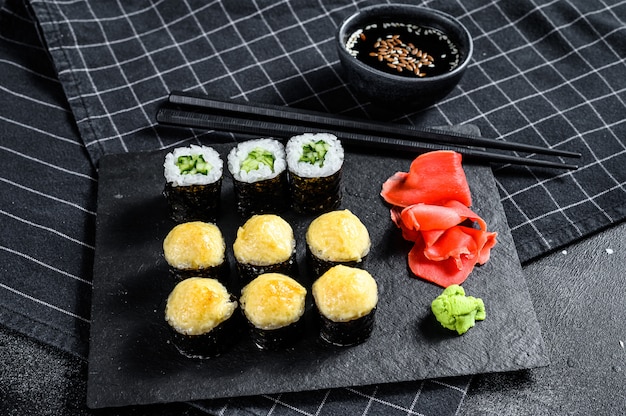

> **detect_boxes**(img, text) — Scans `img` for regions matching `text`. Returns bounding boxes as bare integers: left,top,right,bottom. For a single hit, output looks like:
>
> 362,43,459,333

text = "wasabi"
431,285,485,335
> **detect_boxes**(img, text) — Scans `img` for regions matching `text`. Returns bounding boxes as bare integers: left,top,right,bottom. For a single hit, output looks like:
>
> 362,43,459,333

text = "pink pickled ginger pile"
381,151,497,287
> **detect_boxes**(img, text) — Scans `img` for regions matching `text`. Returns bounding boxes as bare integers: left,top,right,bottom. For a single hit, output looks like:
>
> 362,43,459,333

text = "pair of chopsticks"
156,90,581,170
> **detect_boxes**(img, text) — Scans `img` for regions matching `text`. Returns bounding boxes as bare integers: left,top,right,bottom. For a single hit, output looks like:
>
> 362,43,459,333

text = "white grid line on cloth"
0,245,91,286
42,2,334,60
511,179,624,234
0,176,95,214
314,389,331,416
0,0,96,356
457,58,626,151
182,0,249,101
50,8,342,95
41,14,352,149
361,385,378,416
42,2,129,153
497,112,626,200
530,2,624,151
406,380,423,415
418,0,625,251
442,1,626,131
462,3,586,237
473,0,579,149
187,376,472,416
0,83,67,110
453,1,620,132
263,0,329,112
216,1,286,104
0,56,58,82
83,0,163,152
175,0,215,98
0,144,95,181
344,385,425,416
53,16,343,126
452,2,585,242
0,112,82,145
0,281,90,323
1,207,94,249
494,176,554,257
451,376,471,416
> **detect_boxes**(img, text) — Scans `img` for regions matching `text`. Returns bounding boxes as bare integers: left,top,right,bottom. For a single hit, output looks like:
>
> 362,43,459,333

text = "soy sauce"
345,22,461,78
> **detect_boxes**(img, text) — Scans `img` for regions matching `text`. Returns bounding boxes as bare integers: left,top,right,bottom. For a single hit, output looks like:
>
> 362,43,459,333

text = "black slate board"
87,131,548,408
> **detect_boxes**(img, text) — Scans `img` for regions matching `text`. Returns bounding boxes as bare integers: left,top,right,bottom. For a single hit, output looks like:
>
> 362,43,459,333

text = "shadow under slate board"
87,126,548,408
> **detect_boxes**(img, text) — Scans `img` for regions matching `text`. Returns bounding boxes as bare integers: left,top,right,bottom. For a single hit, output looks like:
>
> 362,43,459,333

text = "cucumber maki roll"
165,277,240,358
240,273,307,350
163,145,223,223
286,133,344,214
163,221,229,285
227,139,289,217
305,209,371,278
312,265,378,347
233,214,297,285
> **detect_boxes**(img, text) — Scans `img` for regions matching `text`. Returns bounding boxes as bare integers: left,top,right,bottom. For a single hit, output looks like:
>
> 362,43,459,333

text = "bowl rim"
336,4,474,83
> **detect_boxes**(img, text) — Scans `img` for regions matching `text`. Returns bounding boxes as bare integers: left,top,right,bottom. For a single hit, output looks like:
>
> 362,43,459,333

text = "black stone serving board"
87,128,548,408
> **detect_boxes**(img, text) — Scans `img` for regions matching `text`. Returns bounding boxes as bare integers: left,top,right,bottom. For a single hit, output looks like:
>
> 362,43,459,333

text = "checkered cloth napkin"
0,0,624,414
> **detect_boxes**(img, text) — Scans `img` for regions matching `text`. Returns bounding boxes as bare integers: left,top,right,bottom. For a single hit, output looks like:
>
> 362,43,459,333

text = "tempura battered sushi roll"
305,209,371,278
163,145,223,223
286,133,344,214
165,277,239,358
312,265,378,347
227,139,289,217
163,221,228,284
233,214,297,285
240,273,307,350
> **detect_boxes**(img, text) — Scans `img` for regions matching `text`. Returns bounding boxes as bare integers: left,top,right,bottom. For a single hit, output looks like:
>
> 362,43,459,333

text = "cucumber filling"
299,140,329,167
241,148,275,173
176,154,212,175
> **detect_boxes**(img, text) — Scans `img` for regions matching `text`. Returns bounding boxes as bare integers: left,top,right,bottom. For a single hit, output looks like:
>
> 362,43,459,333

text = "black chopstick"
156,106,579,170
168,90,581,159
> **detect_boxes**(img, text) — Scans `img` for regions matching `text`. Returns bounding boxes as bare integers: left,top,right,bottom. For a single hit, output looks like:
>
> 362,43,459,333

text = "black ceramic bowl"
336,4,473,111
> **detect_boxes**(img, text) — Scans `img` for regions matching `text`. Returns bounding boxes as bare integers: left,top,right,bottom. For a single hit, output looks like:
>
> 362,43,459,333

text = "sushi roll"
286,133,344,214
163,145,223,223
239,273,307,350
233,214,297,285
163,221,228,284
305,209,371,278
227,138,289,217
312,265,378,346
165,277,240,358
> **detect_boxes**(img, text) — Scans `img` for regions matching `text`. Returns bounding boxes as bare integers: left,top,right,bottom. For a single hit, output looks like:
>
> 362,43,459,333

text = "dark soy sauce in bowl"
345,22,461,78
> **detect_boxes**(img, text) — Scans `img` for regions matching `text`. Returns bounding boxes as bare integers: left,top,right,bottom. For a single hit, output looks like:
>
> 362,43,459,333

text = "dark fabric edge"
0,303,88,359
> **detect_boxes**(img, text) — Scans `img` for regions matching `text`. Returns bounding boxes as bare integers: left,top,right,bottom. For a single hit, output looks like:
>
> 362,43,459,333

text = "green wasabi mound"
431,285,485,335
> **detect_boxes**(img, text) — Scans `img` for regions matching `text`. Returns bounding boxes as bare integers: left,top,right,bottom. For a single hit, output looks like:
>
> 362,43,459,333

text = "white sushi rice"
286,133,344,178
227,138,287,183
164,145,223,187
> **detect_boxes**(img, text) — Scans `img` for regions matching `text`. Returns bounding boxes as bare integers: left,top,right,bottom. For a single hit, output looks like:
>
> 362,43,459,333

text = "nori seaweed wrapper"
163,180,221,223
246,317,305,351
170,304,243,359
169,260,230,288
289,169,342,214
236,252,298,287
306,244,368,280
317,307,376,347
233,172,290,217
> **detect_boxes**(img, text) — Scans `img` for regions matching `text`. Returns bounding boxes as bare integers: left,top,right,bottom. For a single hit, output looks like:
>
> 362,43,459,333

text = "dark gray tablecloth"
1,0,625,414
